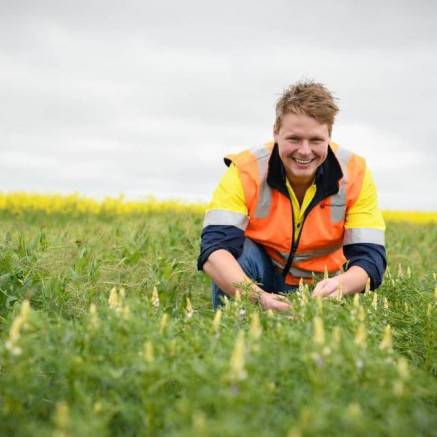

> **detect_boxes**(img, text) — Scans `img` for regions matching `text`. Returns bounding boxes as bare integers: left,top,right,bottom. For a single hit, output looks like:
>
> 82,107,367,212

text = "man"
198,81,386,311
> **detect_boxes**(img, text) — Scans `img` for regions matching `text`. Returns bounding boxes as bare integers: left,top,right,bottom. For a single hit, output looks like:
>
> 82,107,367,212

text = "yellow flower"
299,277,305,292
229,331,247,381
54,401,70,430
393,380,404,397
353,293,360,307
316,296,323,314
249,311,262,341
379,325,393,351
108,287,119,308
20,300,30,319
89,303,99,328
365,278,371,295
397,263,403,277
144,341,154,363
9,315,24,343
345,402,362,423
358,306,365,322
169,339,177,357
331,326,341,345
212,309,222,334
372,293,378,310
355,323,367,348
7,300,31,347
123,304,130,321
335,282,343,301
313,317,325,346
152,287,160,309
397,357,409,380
160,314,169,335
186,298,193,318
192,411,208,437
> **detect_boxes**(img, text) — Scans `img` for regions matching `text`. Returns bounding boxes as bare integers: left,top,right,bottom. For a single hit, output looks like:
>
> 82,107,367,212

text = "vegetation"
0,195,436,436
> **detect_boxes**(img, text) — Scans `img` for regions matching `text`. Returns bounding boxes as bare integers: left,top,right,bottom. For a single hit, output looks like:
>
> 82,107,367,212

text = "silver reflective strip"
203,209,249,231
277,250,289,261
344,228,385,245
329,185,346,223
252,145,273,218
335,147,352,165
330,147,352,223
292,244,343,263
272,256,340,279
250,144,271,161
271,257,286,269
271,258,315,278
289,267,314,278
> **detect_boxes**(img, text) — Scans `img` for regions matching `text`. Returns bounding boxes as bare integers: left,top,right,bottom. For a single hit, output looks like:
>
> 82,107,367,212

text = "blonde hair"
275,81,339,135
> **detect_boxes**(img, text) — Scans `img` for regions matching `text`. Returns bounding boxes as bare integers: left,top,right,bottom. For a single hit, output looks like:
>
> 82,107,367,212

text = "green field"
1,208,437,436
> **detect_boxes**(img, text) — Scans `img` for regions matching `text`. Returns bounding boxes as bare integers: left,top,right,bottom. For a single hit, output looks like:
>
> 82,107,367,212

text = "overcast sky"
1,0,436,210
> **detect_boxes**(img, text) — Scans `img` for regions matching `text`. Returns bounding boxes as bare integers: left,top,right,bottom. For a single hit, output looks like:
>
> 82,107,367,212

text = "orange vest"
225,142,366,285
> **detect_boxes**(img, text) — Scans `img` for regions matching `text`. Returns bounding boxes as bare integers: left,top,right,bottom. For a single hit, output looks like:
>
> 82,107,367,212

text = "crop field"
1,193,437,436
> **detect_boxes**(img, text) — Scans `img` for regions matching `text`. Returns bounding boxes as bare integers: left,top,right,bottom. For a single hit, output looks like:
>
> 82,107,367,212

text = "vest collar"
267,143,344,198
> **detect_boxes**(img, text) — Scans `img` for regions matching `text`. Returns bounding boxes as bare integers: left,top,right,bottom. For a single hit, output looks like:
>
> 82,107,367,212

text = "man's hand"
311,277,342,298
259,292,292,312
311,266,369,298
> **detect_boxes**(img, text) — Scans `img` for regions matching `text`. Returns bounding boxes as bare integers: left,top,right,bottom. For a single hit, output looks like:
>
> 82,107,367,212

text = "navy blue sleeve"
343,243,387,290
197,225,245,271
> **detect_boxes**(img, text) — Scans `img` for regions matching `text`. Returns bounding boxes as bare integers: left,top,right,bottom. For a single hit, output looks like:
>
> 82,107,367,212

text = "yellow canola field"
382,210,437,224
0,192,206,216
1,192,436,223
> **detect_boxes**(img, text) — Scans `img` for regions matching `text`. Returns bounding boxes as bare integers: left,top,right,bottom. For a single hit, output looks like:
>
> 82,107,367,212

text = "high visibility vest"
225,142,367,285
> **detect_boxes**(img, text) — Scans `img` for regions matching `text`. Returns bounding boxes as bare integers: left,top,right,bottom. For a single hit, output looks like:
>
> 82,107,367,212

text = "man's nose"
298,140,311,155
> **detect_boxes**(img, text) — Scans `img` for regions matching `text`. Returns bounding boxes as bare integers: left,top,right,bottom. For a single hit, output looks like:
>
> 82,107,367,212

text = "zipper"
282,186,339,278
282,198,296,277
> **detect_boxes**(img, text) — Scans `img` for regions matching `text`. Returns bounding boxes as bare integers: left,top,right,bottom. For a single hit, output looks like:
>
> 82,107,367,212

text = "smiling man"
198,81,386,311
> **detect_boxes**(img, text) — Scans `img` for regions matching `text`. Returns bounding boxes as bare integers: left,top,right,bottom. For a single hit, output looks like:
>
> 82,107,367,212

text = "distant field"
1,192,437,223
1,194,436,436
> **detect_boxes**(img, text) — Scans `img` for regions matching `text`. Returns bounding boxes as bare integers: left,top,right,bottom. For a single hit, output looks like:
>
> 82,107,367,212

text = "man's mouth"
293,158,313,164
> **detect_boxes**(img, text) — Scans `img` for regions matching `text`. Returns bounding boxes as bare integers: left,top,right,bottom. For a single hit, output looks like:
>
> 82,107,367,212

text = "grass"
1,206,437,436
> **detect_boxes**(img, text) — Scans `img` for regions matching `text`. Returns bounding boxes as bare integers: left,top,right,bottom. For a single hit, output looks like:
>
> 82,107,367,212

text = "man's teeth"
295,159,311,164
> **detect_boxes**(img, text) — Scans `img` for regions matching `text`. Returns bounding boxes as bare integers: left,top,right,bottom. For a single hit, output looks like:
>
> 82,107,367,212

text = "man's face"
274,113,330,187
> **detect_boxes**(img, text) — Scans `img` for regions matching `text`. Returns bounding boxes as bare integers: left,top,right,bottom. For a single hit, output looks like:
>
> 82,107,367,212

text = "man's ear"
273,124,278,142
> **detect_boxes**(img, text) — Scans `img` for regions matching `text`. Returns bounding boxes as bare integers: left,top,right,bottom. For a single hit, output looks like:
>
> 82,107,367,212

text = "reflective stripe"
273,258,317,278
292,244,343,263
329,147,351,223
272,255,340,279
271,257,286,269
289,267,314,278
344,228,385,245
335,147,352,165
277,244,342,263
329,185,346,223
252,145,273,218
271,258,312,278
277,250,290,261
203,209,249,230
